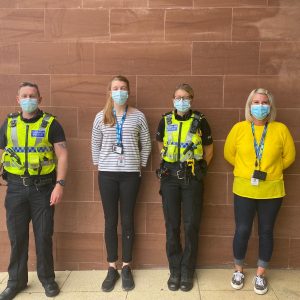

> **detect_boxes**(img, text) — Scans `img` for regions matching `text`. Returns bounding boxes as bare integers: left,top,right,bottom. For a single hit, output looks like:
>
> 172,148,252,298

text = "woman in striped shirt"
91,75,151,292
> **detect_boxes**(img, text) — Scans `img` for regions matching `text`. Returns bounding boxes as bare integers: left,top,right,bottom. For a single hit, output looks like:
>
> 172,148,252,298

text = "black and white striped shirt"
91,109,151,172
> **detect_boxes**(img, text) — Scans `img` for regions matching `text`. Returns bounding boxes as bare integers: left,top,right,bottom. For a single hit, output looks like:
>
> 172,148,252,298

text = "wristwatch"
56,179,65,187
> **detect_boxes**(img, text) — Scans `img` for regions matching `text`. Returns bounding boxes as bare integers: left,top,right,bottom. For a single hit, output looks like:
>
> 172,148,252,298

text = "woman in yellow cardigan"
224,88,296,295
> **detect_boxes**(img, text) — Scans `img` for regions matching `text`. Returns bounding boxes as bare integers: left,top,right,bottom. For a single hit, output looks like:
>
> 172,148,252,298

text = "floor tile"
268,270,300,292
131,269,170,291
0,271,70,293
15,292,49,300
127,291,201,300
53,291,127,299
133,269,200,293
0,273,7,284
200,290,278,300
197,268,255,291
274,290,300,300
61,270,122,292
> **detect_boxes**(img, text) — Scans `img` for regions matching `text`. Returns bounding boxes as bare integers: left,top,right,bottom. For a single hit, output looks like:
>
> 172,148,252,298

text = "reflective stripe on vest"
3,113,56,175
162,112,203,162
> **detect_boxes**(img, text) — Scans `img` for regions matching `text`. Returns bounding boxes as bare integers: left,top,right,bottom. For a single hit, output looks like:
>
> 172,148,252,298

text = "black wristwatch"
56,179,65,187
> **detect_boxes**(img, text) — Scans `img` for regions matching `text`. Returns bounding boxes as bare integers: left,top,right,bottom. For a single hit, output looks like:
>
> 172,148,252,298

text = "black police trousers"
4,181,55,289
160,175,203,277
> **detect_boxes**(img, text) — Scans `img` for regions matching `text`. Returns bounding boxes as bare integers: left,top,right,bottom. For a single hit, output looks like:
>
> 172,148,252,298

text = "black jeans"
160,176,203,276
5,181,55,289
98,171,141,263
233,194,282,268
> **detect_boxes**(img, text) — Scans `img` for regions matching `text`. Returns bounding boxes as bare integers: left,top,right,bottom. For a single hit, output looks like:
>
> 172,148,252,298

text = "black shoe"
101,267,120,292
121,265,135,291
0,286,26,300
43,281,60,297
180,274,194,292
167,273,180,291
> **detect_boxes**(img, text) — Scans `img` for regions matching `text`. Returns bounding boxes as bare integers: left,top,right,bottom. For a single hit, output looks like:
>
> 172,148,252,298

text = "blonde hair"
245,88,276,122
103,75,130,126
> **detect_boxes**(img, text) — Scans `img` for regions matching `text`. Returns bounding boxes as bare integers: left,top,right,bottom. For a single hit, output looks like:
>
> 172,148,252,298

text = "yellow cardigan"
224,121,296,199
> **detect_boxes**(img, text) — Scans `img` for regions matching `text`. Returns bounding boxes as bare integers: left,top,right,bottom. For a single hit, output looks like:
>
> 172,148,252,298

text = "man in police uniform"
0,82,68,300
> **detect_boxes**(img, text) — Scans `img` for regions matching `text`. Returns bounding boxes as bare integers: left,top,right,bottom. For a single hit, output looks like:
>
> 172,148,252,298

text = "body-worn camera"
252,170,267,181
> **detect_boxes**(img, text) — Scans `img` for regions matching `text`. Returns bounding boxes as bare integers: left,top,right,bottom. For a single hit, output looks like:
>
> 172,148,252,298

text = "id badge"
251,177,259,186
112,144,123,154
117,155,125,166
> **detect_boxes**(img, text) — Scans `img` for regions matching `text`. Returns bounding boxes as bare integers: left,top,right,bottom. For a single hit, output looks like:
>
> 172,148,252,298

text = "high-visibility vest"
162,111,203,162
2,112,56,175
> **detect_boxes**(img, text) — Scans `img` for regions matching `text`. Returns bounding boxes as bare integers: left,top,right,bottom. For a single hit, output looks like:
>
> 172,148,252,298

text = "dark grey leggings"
233,194,282,268
98,171,140,263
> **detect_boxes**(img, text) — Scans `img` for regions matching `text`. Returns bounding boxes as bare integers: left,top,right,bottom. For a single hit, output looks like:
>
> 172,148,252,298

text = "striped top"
91,108,151,172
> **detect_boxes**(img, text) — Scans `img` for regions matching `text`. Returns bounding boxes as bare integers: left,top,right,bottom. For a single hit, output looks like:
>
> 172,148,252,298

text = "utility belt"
156,159,207,183
5,172,55,187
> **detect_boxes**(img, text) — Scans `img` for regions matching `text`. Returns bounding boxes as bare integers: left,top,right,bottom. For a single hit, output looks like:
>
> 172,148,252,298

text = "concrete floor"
0,268,299,299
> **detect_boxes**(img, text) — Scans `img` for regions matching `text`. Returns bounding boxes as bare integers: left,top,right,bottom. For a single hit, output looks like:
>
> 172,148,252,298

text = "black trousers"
98,171,141,263
5,181,55,289
160,176,203,276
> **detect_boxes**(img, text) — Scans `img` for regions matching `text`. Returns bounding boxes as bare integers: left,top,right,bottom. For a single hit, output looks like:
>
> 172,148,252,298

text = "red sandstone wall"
0,0,299,271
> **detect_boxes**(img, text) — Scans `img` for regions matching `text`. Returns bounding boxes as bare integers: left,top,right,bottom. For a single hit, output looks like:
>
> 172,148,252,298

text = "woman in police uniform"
156,83,213,292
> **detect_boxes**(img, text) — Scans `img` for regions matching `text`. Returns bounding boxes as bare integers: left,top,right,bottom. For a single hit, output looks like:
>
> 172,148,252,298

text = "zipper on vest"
177,122,183,162
25,124,29,172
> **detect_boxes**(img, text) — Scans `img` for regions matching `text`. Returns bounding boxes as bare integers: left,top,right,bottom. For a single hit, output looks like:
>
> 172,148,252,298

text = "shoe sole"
122,283,135,291
102,287,114,293
180,287,193,292
168,286,179,291
231,282,244,290
254,287,268,295
45,290,60,297
101,280,120,293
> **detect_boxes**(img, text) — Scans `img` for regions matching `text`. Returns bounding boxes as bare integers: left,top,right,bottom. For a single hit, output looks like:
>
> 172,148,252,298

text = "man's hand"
50,184,64,206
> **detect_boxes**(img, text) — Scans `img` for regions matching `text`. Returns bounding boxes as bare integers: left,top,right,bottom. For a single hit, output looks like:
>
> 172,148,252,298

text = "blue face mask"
111,90,128,105
20,98,38,113
251,104,270,120
174,98,191,113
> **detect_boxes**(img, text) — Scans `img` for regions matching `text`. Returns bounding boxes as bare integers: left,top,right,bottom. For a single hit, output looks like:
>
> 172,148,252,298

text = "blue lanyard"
251,122,268,168
113,106,128,145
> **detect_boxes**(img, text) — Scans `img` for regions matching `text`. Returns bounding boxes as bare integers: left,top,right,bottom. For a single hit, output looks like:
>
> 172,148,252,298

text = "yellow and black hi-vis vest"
2,112,56,176
162,111,204,163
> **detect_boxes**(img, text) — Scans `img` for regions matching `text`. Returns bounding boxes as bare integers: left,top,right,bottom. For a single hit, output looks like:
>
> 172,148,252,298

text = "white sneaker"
253,275,268,295
231,271,245,289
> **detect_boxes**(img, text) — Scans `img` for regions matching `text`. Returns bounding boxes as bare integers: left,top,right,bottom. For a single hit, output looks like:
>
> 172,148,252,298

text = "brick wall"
0,0,299,271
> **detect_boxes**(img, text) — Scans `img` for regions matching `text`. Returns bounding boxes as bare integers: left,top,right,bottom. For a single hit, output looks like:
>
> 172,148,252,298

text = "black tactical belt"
7,173,54,187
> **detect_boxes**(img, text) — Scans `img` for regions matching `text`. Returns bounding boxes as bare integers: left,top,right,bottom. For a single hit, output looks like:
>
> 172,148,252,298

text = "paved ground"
0,269,299,299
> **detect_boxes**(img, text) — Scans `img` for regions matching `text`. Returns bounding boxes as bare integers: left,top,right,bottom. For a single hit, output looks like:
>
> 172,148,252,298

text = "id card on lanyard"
113,106,127,166
251,122,268,185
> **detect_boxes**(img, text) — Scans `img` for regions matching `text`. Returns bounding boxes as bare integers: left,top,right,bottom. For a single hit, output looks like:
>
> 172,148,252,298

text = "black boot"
167,271,180,291
180,272,194,292
43,281,60,297
0,286,27,300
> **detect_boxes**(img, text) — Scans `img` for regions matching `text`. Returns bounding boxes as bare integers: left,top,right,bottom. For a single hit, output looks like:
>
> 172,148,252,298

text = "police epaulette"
162,111,173,117
193,111,205,119
43,112,55,118
7,112,20,118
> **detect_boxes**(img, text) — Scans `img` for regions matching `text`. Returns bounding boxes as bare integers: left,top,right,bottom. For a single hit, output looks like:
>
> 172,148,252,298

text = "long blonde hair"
245,88,276,122
103,75,130,126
